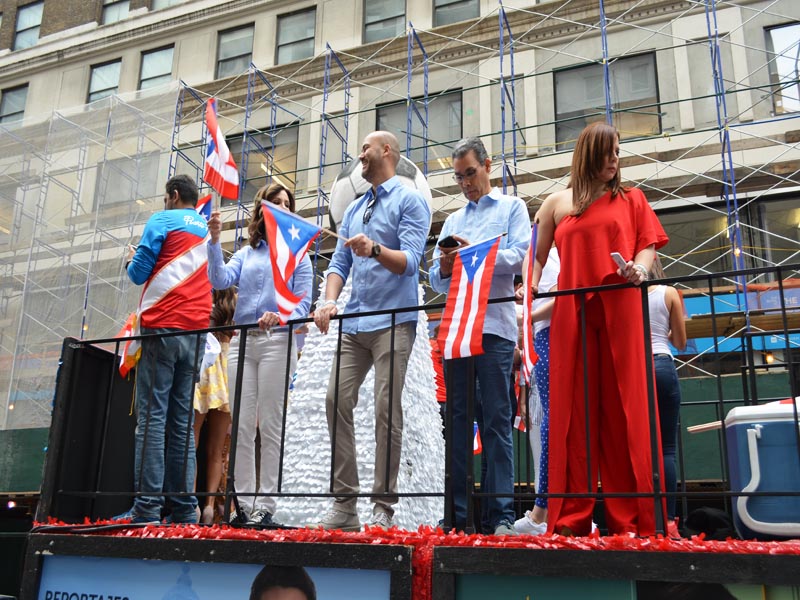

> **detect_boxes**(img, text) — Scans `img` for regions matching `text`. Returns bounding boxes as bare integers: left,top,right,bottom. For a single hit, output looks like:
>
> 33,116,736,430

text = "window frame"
433,0,479,28
87,59,123,103
13,1,44,51
375,88,463,172
216,24,254,79
275,7,316,65
553,51,662,150
101,0,130,25
765,22,800,115
139,45,175,90
0,85,28,124
363,0,405,44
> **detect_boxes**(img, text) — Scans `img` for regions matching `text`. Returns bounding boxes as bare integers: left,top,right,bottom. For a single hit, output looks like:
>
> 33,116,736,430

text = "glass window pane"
16,2,43,30
223,126,299,207
217,55,251,79
13,28,38,50
152,0,182,9
376,90,462,171
141,47,173,81
364,15,404,43
766,24,800,114
278,10,315,46
89,61,121,101
0,86,27,123
277,39,315,64
365,0,404,24
434,0,478,27
219,26,254,61
102,0,129,24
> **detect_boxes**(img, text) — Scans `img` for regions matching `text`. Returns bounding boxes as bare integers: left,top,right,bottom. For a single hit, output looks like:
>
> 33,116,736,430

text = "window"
656,206,733,286
152,0,182,9
225,125,299,207
364,0,404,43
139,46,174,89
0,85,28,124
94,152,161,211
102,0,129,24
766,23,800,115
14,2,44,51
433,0,478,28
754,196,800,269
276,9,315,65
554,53,661,149
216,25,254,79
88,60,122,103
376,89,462,172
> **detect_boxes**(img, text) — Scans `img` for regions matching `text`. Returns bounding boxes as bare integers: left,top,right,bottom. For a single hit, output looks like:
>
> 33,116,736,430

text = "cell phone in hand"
438,235,461,248
610,252,627,270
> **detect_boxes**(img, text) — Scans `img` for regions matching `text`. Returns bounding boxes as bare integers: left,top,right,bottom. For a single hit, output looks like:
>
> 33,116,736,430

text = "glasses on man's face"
452,167,479,184
362,195,377,224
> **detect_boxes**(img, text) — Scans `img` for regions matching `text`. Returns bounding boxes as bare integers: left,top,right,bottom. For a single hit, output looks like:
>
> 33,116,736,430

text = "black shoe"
247,509,275,527
229,509,249,526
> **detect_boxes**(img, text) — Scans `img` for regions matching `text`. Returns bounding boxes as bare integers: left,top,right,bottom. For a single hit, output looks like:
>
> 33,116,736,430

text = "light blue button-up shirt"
429,187,531,343
327,175,431,334
207,239,313,326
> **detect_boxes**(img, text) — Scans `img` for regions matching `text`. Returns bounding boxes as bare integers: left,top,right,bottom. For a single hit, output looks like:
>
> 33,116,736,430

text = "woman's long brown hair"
568,121,624,216
247,183,296,248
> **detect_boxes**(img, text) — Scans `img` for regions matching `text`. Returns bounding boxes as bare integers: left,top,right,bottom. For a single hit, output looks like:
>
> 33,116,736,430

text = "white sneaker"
514,511,547,536
366,511,393,531
309,507,360,532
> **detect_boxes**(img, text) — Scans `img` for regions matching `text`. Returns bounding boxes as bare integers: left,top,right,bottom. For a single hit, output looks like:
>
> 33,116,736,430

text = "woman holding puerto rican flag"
206,184,312,528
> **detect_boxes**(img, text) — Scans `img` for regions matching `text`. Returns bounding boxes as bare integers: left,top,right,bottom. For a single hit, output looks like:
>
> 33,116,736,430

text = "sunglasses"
363,195,377,225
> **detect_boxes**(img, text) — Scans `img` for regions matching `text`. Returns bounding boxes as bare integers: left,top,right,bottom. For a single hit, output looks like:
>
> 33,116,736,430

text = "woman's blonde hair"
568,121,624,216
248,183,296,248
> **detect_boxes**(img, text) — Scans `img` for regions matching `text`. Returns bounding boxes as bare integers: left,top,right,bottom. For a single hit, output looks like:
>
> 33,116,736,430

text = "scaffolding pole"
407,23,429,175
499,3,518,196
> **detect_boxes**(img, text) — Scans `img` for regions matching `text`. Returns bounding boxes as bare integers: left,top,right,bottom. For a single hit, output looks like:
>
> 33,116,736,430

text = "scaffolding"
1,0,799,430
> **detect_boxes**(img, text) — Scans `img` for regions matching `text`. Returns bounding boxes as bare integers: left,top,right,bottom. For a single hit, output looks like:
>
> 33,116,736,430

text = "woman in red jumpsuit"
531,122,668,536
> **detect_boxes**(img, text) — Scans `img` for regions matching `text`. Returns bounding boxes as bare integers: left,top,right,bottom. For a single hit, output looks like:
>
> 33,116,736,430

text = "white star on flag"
471,254,479,267
288,224,300,241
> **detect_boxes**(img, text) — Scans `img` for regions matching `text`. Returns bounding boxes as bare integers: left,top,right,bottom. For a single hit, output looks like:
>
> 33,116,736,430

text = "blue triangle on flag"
272,207,320,255
460,237,494,283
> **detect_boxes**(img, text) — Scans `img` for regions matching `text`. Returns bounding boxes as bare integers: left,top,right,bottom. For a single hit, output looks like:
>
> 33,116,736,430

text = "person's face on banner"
258,587,308,600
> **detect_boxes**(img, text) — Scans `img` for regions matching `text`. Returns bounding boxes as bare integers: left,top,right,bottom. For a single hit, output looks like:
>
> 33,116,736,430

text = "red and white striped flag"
203,98,239,199
261,200,321,325
520,222,539,384
195,193,212,221
473,422,482,455
438,235,502,359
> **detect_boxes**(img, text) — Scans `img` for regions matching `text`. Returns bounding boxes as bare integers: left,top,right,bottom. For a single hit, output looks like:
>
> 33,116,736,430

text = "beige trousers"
325,321,415,517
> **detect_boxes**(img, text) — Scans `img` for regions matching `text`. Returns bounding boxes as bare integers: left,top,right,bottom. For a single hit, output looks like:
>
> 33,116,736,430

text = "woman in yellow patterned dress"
194,287,237,524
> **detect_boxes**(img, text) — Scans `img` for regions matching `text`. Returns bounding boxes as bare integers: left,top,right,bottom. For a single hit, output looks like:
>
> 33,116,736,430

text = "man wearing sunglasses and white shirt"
430,137,531,536
312,131,431,532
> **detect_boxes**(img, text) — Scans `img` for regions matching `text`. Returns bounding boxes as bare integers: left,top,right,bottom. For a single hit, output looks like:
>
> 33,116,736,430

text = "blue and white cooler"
725,398,800,540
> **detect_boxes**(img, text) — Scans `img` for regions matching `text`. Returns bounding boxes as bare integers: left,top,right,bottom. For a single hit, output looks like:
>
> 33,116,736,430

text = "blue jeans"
446,334,516,530
654,354,681,520
133,328,201,520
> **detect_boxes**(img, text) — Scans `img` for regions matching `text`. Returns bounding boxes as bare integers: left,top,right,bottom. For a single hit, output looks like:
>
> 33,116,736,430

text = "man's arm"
429,220,456,294
127,215,165,285
314,272,345,335
493,198,531,276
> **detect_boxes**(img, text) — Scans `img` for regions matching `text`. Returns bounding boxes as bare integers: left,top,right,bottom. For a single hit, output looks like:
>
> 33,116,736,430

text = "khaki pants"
325,321,415,517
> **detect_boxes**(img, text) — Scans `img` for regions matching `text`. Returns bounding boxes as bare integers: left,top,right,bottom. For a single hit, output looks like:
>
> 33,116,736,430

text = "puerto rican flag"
203,98,239,200
261,200,321,324
195,193,212,221
520,222,538,385
473,422,482,455
438,235,502,359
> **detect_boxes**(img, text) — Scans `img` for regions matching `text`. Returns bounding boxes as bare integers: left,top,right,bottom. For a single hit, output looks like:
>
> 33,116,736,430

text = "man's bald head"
359,130,401,187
